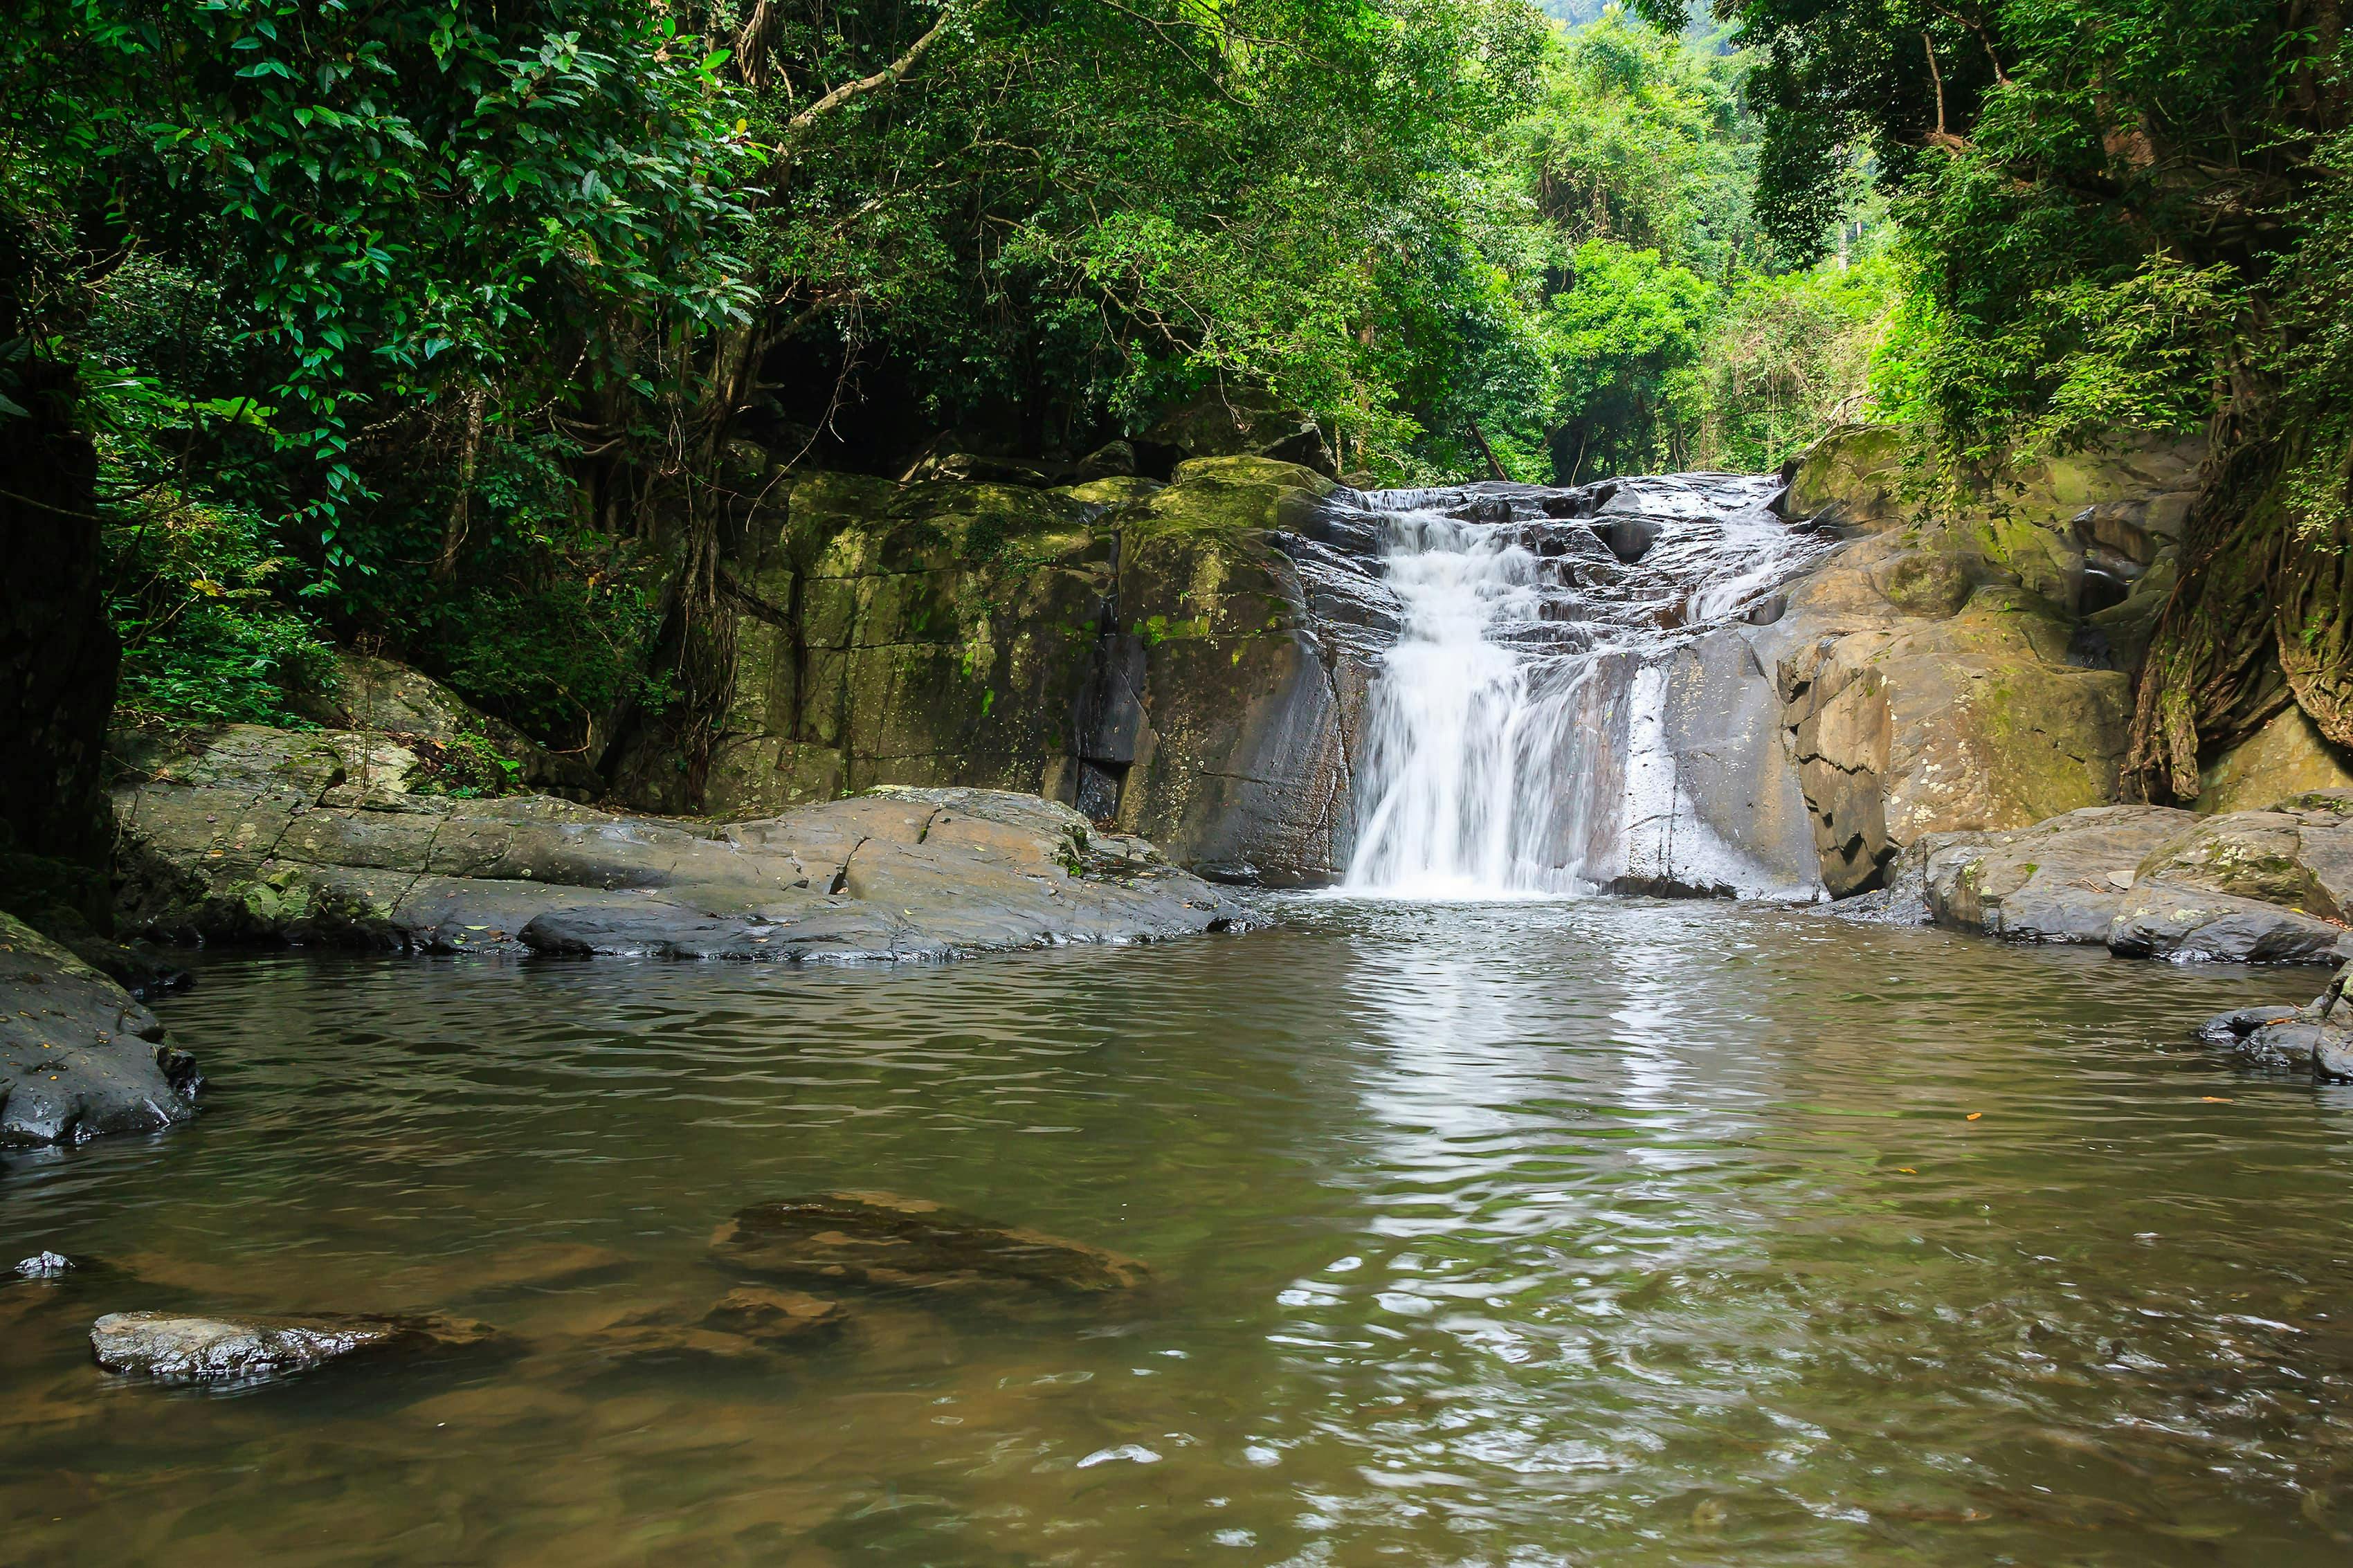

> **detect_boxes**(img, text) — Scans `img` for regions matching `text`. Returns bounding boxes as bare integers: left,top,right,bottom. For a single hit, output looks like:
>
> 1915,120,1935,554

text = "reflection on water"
5,899,2352,1565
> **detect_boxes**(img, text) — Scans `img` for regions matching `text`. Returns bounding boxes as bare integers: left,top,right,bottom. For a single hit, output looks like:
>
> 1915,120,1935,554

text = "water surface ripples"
4,898,2350,1565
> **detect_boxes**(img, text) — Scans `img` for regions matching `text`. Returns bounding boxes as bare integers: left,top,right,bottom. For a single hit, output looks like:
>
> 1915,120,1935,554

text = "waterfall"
1340,512,1578,896
1337,474,1830,900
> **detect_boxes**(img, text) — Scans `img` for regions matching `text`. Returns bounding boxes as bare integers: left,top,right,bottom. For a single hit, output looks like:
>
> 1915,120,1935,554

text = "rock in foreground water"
91,1310,497,1383
711,1191,1149,1296
1,912,200,1146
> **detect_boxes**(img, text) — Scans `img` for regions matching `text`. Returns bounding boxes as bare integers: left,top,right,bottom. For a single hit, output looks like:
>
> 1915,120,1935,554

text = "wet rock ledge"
109,724,1244,960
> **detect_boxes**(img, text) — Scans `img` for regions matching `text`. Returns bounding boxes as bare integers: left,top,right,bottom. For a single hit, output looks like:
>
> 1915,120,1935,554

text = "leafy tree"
1542,238,1714,476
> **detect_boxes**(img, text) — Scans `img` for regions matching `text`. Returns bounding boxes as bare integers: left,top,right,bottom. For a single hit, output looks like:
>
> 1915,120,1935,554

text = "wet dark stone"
90,1310,500,1384
1,913,201,1147
1588,516,1664,565
711,1190,1150,1297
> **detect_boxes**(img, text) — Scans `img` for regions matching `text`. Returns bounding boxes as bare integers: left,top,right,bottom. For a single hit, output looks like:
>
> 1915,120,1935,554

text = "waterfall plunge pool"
4,900,2348,1565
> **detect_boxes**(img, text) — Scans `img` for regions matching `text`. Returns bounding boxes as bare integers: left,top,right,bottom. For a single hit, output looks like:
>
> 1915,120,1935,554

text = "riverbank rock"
711,1191,1150,1297
1879,790,2353,963
109,726,1244,958
311,653,603,798
90,1310,497,1383
1768,425,2204,894
0,911,200,1146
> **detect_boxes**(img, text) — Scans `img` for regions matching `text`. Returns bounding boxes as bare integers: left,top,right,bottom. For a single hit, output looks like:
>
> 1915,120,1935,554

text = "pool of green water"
3,897,2349,1565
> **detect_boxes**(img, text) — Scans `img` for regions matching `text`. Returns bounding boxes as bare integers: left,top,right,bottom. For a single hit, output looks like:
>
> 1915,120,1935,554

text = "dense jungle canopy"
1,0,2347,824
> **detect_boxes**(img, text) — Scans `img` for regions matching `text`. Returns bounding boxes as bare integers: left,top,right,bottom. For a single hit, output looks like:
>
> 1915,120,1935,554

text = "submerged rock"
1,911,200,1146
90,1309,498,1383
711,1191,1150,1297
587,1288,850,1370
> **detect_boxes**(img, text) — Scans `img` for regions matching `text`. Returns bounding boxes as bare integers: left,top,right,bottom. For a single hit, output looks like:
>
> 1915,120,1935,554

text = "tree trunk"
0,358,120,915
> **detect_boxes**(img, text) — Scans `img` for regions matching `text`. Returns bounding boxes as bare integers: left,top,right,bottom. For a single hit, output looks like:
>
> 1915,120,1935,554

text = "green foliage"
1512,10,1759,273
5,0,750,750
100,473,339,727
1541,239,1715,476
1696,250,1898,469
753,0,1558,472
23,0,754,571
1668,0,2318,461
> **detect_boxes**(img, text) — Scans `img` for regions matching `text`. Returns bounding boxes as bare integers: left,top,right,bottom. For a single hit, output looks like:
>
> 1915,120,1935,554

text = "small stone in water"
1075,1443,1161,1468
91,1310,498,1384
12,1252,73,1279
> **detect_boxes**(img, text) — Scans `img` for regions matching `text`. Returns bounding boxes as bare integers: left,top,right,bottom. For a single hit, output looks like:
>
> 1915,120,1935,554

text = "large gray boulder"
1908,805,2197,942
1,911,199,1145
110,725,1244,959
1878,790,2353,964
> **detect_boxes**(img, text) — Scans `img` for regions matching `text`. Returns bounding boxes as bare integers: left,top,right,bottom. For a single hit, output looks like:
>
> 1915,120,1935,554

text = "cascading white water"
1339,474,1832,900
1342,513,1583,897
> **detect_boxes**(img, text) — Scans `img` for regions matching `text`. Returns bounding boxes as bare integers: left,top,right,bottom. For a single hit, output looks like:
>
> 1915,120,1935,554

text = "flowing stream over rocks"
1327,474,1834,896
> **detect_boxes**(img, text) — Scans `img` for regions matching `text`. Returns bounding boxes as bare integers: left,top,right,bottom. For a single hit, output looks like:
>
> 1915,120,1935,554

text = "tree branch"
781,4,967,147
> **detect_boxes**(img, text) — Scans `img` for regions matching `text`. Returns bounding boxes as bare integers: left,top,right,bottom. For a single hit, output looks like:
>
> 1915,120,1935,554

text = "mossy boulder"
1786,423,2202,616
1766,426,2203,895
2197,704,2353,816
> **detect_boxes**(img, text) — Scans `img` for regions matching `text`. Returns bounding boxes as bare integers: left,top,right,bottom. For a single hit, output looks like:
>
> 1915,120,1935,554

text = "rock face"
89,1310,497,1383
671,440,2181,900
711,1191,1151,1296
676,453,1363,882
2197,705,2353,817
1766,426,2204,893
110,724,1241,958
0,911,200,1145
1882,790,2353,963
